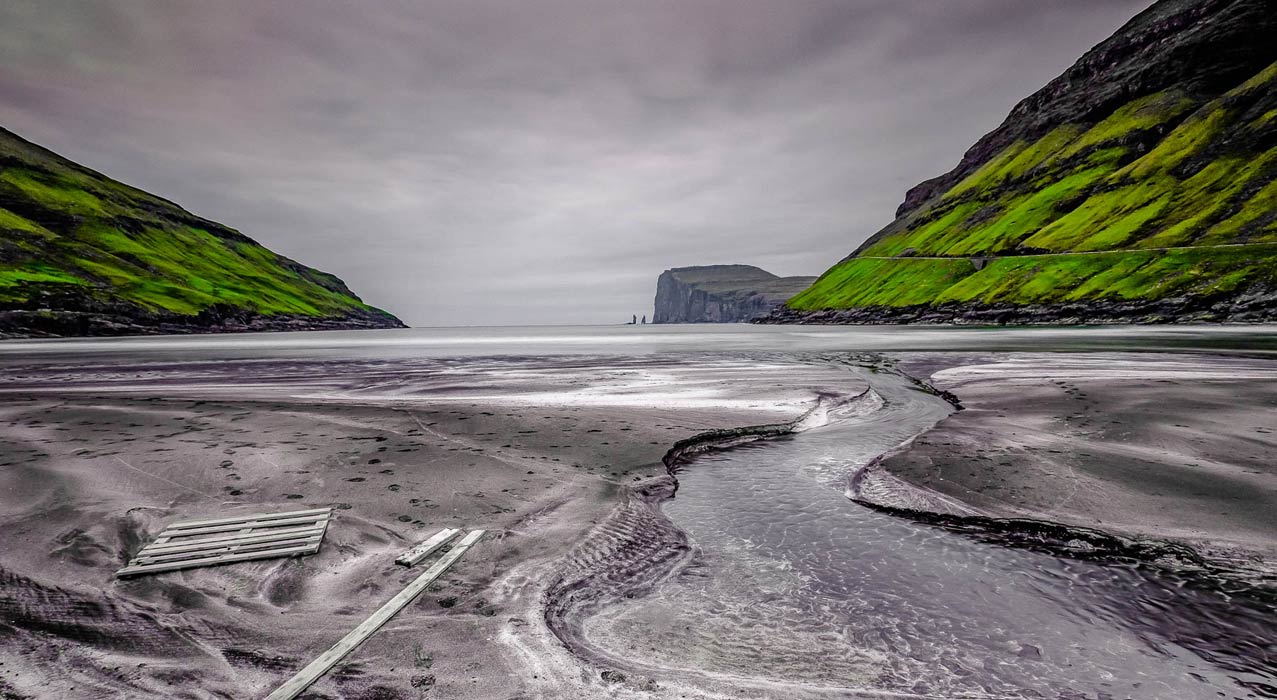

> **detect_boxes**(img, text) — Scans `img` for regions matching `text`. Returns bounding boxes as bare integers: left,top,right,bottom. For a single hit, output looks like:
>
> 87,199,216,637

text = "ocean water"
4,323,1277,362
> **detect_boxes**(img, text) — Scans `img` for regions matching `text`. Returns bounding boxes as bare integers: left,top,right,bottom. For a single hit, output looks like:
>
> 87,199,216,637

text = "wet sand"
0,355,857,699
2,345,1275,699
877,353,1277,573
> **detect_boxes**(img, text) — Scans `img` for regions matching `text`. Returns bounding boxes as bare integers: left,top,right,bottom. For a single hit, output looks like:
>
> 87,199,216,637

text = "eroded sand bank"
870,352,1277,573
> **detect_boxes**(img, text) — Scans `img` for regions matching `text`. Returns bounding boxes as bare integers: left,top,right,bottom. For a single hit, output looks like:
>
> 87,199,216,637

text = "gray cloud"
0,0,1147,326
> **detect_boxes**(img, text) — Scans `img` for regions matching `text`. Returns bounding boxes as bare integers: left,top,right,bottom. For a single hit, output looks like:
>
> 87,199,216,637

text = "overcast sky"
0,0,1147,326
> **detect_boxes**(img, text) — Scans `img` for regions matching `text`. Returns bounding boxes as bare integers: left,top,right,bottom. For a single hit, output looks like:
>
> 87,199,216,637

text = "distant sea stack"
766,0,1277,325
653,265,816,323
0,126,404,337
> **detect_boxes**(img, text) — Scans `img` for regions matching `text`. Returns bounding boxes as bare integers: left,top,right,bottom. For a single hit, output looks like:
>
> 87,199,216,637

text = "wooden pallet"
115,507,333,578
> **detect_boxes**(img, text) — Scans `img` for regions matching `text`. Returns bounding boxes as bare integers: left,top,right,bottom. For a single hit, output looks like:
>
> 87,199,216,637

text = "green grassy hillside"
787,0,1277,323
0,127,402,335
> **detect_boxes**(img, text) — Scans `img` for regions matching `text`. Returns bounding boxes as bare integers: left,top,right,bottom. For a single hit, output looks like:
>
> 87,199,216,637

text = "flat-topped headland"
652,265,815,323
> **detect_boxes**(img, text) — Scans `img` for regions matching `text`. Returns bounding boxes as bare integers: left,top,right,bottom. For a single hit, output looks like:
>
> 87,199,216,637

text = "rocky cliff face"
893,0,1275,220
0,127,404,337
772,0,1277,325
653,265,816,323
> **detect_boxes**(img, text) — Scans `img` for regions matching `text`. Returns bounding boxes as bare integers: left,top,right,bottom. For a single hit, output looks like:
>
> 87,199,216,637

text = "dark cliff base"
759,288,1277,325
0,304,405,339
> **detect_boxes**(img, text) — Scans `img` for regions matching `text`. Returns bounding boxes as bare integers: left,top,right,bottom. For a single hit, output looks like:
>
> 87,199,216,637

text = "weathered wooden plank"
134,535,324,564
142,526,326,551
263,530,486,700
167,508,332,530
140,524,326,554
395,528,461,567
162,514,329,538
116,542,321,578
115,508,334,578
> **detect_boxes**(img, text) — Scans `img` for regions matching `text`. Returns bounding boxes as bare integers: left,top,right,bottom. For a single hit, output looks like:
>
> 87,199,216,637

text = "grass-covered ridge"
788,244,1277,310
0,126,401,331
792,58,1277,316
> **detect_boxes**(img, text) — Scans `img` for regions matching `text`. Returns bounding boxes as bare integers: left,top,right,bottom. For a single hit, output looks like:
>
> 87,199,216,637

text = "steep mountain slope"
774,0,1277,324
652,265,816,323
0,127,403,336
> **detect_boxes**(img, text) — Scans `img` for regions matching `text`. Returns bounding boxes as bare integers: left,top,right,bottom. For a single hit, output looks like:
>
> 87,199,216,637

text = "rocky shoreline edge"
757,288,1277,325
0,304,406,339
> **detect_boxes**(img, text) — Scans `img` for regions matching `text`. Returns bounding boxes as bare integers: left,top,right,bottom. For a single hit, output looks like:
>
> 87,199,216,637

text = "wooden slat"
162,514,329,538
167,508,332,530
140,524,326,554
116,542,321,578
263,530,486,700
134,535,324,564
395,528,461,567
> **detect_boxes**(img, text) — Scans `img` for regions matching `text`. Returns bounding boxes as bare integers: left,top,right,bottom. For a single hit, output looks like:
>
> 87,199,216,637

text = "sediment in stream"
541,391,872,679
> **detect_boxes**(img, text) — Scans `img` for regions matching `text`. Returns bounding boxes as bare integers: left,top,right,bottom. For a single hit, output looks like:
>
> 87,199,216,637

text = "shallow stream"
582,368,1275,699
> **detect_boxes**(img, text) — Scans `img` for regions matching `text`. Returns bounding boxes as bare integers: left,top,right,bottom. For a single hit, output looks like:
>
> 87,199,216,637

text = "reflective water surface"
4,323,1277,362
586,369,1275,699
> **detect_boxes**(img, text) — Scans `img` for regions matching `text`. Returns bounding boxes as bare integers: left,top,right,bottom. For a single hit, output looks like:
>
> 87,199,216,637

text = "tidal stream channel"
577,367,1275,700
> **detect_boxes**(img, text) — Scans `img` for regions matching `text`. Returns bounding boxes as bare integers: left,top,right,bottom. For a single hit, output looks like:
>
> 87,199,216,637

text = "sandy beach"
0,353,860,699
1,332,1275,699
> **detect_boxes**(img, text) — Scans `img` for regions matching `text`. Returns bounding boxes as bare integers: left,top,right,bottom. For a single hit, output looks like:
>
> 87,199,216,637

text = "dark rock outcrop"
0,306,403,339
652,265,815,323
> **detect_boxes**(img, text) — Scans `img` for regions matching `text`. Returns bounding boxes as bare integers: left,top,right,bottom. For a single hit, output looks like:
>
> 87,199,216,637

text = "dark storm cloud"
0,0,1147,326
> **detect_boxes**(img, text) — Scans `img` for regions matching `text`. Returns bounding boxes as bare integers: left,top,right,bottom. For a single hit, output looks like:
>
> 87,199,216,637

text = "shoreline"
756,290,1277,326
0,307,405,339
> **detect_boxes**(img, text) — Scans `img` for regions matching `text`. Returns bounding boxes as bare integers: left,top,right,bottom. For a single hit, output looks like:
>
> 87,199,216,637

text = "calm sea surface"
3,323,1277,361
